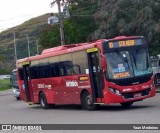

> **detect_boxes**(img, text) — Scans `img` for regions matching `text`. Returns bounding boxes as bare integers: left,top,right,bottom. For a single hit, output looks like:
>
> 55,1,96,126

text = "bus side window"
30,67,34,79
65,61,75,75
73,65,81,74
44,65,52,78
65,63,73,75
59,61,74,76
50,63,60,77
54,63,60,77
59,65,65,76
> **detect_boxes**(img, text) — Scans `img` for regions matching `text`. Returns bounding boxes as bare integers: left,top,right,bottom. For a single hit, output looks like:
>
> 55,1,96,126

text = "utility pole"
26,34,30,57
51,0,65,45
13,32,17,61
36,39,39,55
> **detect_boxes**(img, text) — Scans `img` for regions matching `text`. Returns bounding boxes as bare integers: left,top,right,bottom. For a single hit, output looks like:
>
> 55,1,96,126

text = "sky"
0,0,58,32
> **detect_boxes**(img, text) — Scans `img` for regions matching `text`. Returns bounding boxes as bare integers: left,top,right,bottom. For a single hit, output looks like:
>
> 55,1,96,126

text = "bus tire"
154,74,160,86
16,97,20,100
40,92,49,109
120,102,133,107
81,91,96,111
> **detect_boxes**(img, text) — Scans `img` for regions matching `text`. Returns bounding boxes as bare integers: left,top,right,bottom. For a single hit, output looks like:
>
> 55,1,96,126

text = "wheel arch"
38,90,44,103
80,89,90,104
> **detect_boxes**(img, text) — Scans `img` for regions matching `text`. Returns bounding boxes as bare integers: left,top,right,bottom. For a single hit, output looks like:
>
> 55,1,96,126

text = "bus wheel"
81,91,96,111
16,97,20,100
40,92,49,109
120,102,133,107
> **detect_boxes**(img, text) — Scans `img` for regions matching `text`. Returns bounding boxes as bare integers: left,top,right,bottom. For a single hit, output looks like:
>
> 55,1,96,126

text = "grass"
0,79,11,91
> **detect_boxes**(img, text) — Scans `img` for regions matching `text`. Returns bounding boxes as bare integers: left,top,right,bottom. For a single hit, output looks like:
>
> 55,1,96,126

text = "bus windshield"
105,48,152,80
11,70,18,87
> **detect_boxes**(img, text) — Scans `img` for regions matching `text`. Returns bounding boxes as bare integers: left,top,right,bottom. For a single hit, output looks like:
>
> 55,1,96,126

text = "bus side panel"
31,78,57,104
54,75,92,105
19,80,28,102
54,76,74,104
18,81,34,102
41,89,55,104
65,75,92,104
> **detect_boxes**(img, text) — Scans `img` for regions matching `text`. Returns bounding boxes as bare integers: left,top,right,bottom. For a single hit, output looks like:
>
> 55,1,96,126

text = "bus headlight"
109,88,121,95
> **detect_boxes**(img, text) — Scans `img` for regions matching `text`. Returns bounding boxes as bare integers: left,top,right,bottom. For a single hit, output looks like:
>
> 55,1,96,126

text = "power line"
0,11,53,22
0,0,154,33
0,13,38,22
0,35,38,44
0,20,48,33
71,2,100,12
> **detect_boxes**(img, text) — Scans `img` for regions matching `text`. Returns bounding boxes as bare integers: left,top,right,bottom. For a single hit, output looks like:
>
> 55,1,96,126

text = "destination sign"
108,38,144,49
113,72,130,79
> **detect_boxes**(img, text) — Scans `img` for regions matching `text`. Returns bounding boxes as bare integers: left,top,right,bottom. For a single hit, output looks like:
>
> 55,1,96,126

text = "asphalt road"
0,89,160,133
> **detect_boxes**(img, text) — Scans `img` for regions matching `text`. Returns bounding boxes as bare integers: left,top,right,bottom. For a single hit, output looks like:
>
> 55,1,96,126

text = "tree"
0,55,5,68
92,0,160,55
39,25,60,49
39,0,98,48
39,0,160,56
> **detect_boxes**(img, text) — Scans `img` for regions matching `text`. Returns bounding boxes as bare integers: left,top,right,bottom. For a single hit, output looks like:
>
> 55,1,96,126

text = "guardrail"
0,75,10,80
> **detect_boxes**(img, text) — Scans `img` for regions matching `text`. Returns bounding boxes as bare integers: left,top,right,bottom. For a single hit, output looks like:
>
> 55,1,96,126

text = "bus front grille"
121,88,151,99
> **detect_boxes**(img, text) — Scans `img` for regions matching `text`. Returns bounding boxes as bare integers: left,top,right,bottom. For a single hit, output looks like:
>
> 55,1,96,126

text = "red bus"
16,36,155,110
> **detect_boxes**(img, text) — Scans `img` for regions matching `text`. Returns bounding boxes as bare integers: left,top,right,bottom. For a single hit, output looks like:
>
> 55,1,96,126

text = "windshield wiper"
115,50,127,63
132,52,137,69
115,50,131,71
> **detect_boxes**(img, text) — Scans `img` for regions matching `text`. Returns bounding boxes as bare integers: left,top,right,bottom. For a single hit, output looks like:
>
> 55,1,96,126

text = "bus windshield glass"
12,71,18,87
105,48,152,79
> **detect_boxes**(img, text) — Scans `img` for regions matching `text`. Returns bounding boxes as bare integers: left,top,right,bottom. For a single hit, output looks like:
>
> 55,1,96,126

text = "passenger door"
87,48,104,103
22,62,34,102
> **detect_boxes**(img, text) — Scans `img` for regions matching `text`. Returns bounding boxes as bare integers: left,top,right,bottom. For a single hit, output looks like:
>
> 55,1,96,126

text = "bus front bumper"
13,88,20,98
103,87,156,104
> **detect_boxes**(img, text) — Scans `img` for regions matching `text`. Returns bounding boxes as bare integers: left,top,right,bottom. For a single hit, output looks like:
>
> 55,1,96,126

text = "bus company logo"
37,84,45,89
66,80,78,87
45,85,52,89
123,88,132,92
1,125,42,131
142,85,149,89
37,84,52,89
135,87,139,91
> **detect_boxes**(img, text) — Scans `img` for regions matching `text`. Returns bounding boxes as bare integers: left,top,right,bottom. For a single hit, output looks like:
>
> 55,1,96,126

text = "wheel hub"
41,98,45,107
86,95,93,105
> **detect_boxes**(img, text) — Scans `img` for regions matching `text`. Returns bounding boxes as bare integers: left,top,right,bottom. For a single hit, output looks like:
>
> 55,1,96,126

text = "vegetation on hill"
0,14,50,73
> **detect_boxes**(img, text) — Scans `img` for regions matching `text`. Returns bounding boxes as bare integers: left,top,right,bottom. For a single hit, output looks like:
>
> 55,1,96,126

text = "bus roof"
107,36,144,42
16,36,143,64
16,40,105,64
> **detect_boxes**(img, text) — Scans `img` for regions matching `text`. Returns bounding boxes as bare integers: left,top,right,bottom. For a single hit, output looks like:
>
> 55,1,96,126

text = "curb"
156,90,160,93
0,89,12,95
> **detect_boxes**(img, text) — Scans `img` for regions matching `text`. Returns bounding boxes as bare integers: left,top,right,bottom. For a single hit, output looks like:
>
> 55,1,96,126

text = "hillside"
0,13,50,73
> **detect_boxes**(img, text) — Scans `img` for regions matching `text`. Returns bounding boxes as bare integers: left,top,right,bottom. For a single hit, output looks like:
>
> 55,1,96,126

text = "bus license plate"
134,93,141,98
